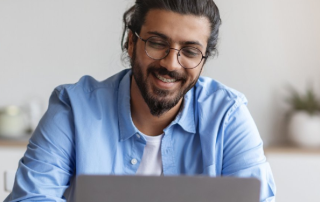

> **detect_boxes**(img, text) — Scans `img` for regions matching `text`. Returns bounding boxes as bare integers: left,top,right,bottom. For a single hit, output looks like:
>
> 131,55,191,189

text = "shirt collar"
170,87,196,134
118,69,196,141
118,70,139,141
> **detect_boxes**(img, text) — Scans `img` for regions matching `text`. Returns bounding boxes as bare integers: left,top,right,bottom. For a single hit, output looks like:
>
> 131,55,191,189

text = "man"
5,0,276,201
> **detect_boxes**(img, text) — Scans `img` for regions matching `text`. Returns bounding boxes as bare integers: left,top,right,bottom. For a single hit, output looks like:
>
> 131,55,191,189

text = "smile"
155,74,177,83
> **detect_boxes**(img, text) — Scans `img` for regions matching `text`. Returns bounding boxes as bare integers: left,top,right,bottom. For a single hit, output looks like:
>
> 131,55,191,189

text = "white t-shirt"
136,133,164,176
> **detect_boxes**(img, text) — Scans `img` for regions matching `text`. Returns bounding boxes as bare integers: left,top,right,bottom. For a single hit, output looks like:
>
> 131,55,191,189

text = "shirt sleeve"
222,103,276,202
4,86,75,202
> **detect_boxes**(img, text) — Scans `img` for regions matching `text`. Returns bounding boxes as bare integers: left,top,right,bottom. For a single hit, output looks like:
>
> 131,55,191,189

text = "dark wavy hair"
121,0,221,60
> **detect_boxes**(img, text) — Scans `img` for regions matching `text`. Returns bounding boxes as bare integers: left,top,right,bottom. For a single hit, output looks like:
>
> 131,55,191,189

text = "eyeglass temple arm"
134,32,147,42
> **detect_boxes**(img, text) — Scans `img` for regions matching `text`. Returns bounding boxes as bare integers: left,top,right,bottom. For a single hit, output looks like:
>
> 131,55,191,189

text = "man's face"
129,9,210,116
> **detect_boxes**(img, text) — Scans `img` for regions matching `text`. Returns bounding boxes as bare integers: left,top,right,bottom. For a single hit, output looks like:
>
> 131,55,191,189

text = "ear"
128,31,134,58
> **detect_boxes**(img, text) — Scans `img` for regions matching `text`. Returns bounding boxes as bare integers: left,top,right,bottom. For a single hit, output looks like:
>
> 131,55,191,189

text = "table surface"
1,137,320,154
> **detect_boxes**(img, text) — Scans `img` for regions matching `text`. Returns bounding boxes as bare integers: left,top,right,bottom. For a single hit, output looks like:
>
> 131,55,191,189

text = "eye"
147,37,168,50
181,47,201,58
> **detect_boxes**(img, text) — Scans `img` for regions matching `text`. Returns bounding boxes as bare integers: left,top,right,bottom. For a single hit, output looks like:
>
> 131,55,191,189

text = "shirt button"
136,134,141,139
131,158,137,165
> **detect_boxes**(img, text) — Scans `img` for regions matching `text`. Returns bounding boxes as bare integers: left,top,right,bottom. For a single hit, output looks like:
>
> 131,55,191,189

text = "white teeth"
155,74,177,83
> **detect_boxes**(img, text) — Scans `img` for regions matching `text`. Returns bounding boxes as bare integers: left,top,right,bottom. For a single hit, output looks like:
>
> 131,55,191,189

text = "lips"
155,73,177,83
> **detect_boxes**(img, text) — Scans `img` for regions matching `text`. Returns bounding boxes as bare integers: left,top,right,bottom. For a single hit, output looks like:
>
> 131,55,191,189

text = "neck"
130,75,182,136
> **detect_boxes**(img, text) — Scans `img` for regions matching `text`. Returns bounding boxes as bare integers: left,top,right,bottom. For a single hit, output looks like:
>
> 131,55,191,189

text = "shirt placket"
161,127,176,175
125,132,146,174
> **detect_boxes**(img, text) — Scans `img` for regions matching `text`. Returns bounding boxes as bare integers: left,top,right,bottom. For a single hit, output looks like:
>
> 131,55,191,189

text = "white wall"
212,0,320,145
1,0,320,146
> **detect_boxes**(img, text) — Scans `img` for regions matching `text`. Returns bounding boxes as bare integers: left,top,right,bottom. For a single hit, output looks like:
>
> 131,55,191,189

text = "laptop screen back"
75,175,260,202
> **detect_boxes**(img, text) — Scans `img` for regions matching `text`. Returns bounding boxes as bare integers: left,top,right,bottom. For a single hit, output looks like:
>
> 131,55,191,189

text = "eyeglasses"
135,32,207,69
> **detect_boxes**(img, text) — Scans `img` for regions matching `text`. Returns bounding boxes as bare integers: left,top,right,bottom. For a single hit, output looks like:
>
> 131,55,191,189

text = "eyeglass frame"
134,32,208,69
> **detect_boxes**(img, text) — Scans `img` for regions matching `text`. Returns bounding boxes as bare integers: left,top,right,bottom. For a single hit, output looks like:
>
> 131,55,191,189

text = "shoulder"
53,69,130,99
47,69,131,110
195,76,247,104
193,76,248,121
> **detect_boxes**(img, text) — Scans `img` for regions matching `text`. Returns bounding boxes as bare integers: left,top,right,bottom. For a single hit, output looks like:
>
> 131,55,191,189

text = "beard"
131,48,202,117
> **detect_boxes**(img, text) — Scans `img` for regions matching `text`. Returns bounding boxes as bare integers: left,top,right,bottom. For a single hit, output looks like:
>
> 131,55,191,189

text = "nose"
159,48,182,71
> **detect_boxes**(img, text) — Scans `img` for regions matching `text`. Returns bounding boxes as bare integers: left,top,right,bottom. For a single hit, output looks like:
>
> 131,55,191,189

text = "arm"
5,86,75,202
222,104,276,202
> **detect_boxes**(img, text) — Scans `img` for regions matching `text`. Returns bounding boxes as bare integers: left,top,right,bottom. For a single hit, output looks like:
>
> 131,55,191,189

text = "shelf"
0,135,31,147
264,146,320,154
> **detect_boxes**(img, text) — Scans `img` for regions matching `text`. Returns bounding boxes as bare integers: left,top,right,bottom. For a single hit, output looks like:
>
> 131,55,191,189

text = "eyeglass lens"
145,36,203,69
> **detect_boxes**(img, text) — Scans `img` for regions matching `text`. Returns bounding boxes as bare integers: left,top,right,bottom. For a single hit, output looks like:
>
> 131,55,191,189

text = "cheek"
134,43,146,62
187,68,201,81
135,49,159,69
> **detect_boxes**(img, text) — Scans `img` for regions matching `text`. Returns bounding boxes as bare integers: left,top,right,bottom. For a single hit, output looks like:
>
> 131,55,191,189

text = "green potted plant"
286,85,320,147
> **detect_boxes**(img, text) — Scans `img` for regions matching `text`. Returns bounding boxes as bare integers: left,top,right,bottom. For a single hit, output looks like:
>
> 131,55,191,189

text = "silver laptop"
75,175,260,202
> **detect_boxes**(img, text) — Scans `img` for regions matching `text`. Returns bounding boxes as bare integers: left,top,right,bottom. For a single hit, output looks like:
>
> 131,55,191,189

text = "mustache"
147,66,187,81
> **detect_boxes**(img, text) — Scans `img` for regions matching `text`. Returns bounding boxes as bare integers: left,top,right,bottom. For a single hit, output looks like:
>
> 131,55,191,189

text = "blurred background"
0,0,319,201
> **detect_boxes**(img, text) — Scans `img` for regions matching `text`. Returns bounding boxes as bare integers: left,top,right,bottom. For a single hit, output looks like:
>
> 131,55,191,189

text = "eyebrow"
147,31,204,48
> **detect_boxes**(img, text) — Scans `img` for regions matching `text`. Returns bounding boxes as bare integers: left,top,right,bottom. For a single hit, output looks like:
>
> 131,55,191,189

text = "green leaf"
286,84,320,115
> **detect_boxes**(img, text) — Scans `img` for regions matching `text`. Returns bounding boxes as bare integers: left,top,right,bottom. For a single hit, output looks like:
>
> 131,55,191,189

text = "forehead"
140,9,210,47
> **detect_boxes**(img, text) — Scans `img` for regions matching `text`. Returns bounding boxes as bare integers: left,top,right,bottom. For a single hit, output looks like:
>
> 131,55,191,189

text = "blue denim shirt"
5,69,276,202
